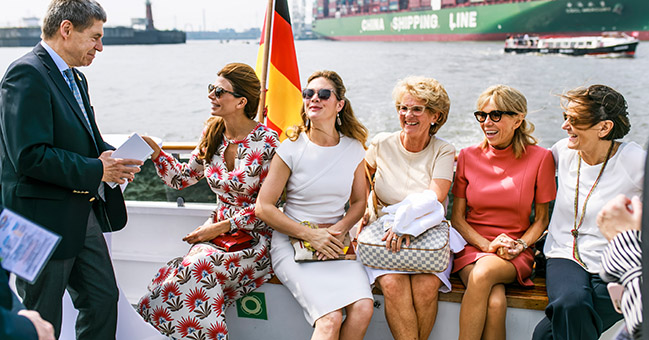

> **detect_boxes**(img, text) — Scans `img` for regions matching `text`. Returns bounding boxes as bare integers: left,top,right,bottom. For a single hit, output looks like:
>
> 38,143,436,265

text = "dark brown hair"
197,63,261,162
560,84,630,140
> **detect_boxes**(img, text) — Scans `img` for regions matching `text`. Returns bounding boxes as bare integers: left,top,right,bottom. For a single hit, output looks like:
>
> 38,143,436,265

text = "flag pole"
257,0,274,122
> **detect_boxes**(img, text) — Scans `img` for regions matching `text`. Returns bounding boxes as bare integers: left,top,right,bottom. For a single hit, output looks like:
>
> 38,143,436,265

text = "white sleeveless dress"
270,133,373,325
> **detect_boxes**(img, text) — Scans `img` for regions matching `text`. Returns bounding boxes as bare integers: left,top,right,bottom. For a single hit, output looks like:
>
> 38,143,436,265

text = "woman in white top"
256,70,373,340
533,85,646,340
361,76,460,340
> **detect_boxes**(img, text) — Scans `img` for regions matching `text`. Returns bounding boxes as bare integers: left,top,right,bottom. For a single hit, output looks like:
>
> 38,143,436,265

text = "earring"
336,113,342,126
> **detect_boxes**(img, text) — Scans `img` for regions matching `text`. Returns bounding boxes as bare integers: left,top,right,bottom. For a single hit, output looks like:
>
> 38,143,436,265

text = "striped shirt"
600,229,642,339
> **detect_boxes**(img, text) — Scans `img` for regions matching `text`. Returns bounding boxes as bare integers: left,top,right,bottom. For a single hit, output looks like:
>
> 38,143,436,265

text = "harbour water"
0,39,647,150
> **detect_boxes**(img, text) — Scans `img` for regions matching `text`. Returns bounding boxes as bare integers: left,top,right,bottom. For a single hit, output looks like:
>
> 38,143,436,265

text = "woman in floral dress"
137,63,279,340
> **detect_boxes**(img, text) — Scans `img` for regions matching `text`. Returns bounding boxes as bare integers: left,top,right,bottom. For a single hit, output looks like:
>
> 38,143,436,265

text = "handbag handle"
358,163,378,237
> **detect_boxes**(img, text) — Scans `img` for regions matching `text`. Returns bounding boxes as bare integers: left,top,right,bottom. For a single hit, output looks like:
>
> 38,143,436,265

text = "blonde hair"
197,63,260,162
287,70,368,148
392,76,450,136
476,85,537,159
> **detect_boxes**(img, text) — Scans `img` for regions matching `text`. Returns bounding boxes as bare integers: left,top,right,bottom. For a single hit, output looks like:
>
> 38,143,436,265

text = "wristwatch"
515,238,528,250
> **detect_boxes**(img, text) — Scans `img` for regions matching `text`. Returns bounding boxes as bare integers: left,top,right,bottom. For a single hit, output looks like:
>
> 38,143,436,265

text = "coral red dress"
451,143,556,286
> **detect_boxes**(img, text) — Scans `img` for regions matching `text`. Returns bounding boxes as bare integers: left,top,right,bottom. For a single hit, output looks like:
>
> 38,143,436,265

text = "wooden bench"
268,274,549,311
439,276,548,310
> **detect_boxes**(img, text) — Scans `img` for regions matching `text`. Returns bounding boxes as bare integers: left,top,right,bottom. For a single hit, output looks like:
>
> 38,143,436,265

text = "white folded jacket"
380,190,445,237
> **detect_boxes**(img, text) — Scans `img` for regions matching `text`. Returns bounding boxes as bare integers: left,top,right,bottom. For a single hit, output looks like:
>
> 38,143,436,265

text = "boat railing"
160,141,196,155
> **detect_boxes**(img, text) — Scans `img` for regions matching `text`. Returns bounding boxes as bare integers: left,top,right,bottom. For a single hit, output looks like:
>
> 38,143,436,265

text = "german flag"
255,0,302,141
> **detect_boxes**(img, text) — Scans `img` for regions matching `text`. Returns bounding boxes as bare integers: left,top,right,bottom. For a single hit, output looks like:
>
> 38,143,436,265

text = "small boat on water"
504,32,639,57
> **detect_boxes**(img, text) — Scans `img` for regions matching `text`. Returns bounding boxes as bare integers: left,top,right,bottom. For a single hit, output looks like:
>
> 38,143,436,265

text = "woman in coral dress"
451,85,556,340
137,63,279,340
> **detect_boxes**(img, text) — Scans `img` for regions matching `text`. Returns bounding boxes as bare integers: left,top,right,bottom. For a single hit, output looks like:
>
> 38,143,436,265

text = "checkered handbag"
357,219,450,273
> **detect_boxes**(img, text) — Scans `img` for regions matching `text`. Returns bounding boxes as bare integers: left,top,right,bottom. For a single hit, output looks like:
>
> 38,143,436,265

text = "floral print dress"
138,123,279,340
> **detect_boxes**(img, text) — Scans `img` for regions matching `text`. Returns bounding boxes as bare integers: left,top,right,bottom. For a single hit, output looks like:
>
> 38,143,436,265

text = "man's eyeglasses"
396,105,427,116
302,88,335,100
474,110,517,123
208,84,242,98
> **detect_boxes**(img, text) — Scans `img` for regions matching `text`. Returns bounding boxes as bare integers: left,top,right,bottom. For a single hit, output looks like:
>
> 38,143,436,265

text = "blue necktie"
63,68,105,200
63,68,92,129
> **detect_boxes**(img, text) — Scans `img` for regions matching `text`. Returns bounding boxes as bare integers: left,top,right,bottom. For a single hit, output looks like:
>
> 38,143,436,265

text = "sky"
0,0,311,32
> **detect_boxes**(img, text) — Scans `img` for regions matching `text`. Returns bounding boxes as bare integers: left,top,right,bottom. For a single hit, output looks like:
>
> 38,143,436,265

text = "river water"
0,39,647,149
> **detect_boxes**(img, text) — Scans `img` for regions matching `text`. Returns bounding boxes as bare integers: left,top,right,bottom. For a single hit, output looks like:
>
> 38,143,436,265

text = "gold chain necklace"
571,141,615,269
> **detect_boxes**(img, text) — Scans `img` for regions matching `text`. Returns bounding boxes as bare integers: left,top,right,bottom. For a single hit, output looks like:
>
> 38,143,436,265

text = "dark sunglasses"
208,84,242,98
474,110,517,123
302,88,335,100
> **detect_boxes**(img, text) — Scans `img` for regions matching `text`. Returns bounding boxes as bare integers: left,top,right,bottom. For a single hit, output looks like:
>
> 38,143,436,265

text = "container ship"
0,1,185,48
311,0,649,41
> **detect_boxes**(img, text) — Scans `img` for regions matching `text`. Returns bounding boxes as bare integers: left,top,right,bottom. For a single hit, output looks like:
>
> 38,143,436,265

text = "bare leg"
340,298,374,340
376,274,418,340
482,284,507,340
312,309,343,340
411,274,442,340
457,256,517,340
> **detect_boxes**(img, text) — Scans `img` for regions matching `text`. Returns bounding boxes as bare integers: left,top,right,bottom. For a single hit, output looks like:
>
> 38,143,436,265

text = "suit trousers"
532,258,622,340
16,210,119,340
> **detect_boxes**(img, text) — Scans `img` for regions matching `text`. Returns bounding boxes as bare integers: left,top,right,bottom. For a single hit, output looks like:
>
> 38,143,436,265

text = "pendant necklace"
571,141,615,269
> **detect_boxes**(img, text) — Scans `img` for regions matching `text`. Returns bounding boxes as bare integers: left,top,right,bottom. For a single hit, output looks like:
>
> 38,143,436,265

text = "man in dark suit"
0,1,142,338
1,269,55,340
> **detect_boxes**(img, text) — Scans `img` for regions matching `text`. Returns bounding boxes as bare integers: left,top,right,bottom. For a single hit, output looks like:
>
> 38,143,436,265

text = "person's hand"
183,220,231,244
141,135,162,159
597,194,642,241
496,241,525,260
382,227,411,253
18,310,55,340
360,211,370,228
487,233,516,256
99,150,143,184
306,228,344,260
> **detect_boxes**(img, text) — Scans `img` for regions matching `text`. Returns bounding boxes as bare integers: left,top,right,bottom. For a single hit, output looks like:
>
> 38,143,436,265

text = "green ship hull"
312,0,649,41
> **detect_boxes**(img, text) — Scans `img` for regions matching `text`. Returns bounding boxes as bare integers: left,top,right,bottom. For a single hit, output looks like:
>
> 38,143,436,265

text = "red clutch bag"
211,230,254,252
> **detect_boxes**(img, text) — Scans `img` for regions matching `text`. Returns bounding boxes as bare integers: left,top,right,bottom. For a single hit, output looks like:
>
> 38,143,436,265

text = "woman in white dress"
256,70,373,340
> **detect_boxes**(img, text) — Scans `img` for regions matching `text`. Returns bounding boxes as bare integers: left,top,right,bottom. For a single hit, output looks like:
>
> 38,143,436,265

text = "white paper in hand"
107,133,154,188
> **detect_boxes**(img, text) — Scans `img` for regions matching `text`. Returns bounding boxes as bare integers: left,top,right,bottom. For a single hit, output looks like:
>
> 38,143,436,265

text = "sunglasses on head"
474,110,517,123
396,104,427,116
302,88,335,100
208,84,242,98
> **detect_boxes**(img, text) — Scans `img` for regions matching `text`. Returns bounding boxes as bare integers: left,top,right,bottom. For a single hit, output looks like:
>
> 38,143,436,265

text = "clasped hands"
488,233,525,260
305,225,346,261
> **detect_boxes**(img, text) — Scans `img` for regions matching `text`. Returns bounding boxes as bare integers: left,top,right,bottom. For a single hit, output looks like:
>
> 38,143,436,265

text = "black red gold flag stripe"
255,0,302,141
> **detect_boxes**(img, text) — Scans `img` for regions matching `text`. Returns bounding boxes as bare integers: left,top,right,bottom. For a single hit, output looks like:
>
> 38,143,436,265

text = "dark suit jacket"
0,43,127,259
0,269,37,340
